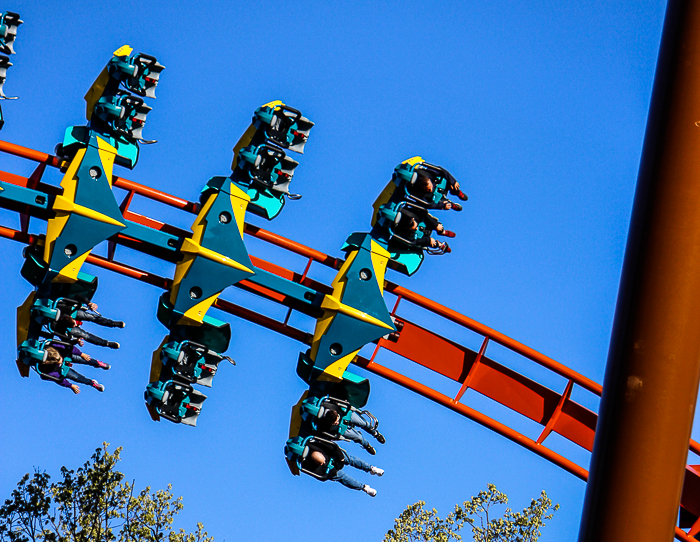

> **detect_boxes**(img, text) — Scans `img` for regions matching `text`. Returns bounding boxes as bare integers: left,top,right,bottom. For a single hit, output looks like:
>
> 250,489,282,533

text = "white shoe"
370,466,384,477
363,484,377,497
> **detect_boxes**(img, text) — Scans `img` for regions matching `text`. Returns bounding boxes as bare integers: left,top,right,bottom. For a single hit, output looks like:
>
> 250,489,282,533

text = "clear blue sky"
0,1,674,540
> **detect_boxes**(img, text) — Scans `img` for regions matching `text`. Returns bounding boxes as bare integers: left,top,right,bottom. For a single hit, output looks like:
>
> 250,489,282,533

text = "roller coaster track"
1,138,699,541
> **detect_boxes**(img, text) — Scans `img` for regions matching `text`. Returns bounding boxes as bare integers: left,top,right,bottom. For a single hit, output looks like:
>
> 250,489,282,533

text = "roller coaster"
2,11,700,541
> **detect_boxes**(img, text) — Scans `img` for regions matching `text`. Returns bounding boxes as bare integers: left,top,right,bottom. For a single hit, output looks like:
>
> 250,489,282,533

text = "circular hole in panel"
64,244,77,258
219,211,232,224
89,166,102,179
189,286,202,299
329,343,343,356
359,268,372,281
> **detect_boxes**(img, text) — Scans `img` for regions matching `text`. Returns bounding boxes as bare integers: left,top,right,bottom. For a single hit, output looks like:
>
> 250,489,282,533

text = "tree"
0,443,213,542
384,484,559,542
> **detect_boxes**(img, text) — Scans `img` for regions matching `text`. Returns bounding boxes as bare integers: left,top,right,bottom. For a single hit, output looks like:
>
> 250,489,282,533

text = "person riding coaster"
375,201,454,255
395,160,467,211
285,435,384,497
300,395,386,455
18,340,105,393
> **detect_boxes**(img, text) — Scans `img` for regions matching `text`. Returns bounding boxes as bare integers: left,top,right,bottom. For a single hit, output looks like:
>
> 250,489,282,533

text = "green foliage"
0,444,213,542
384,484,559,542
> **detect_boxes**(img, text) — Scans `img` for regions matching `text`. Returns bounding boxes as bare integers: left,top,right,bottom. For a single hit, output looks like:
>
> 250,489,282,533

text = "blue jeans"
75,310,122,328
342,412,375,447
69,326,110,347
330,452,372,491
65,368,92,386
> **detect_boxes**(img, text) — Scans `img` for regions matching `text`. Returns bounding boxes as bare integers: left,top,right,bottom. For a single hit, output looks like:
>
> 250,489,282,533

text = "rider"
56,295,125,329
315,407,386,455
305,448,384,497
50,341,111,370
38,346,105,393
393,206,454,253
54,314,120,349
409,172,467,211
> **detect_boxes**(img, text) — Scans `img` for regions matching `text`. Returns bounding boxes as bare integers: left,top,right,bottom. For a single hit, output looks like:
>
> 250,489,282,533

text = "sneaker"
455,190,468,201
117,321,126,328
97,361,111,370
451,202,463,212
363,485,377,497
364,444,376,455
370,466,384,477
375,432,386,444
438,229,456,238
442,242,452,254
108,342,120,349
91,380,104,392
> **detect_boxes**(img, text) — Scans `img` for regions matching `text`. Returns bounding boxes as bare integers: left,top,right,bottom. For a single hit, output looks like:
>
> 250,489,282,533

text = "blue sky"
0,1,672,540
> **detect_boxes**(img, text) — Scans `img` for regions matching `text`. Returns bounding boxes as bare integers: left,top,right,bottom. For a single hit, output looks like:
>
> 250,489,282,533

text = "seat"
253,102,314,154
301,395,379,439
93,91,153,142
0,11,22,56
108,51,165,99
159,340,223,387
234,143,300,195
285,436,345,481
144,379,207,426
17,338,71,382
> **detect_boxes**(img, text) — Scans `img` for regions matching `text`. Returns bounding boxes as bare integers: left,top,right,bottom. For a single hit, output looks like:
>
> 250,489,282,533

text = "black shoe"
117,321,126,328
108,341,120,349
364,444,376,455
375,432,386,444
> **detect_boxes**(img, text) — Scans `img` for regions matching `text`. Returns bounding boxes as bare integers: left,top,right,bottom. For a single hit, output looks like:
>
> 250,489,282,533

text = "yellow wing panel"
54,249,90,283
370,240,391,294
371,180,396,227
178,292,220,326
230,124,258,171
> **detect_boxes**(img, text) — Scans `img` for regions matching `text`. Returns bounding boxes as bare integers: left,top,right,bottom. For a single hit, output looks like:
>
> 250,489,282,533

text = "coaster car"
285,435,344,479
0,12,22,55
93,91,153,142
252,101,314,154
107,51,164,99
230,143,301,220
394,158,463,207
370,201,449,276
372,158,463,226
17,338,71,382
300,395,379,439
29,297,65,326
159,340,224,387
0,54,16,99
235,143,300,197
144,380,206,426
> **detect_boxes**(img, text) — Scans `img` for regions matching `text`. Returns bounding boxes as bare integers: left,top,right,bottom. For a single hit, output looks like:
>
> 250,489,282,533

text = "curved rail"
2,138,700,540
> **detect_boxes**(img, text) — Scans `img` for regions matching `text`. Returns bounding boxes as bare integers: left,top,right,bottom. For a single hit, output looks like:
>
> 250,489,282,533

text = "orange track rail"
1,139,699,540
